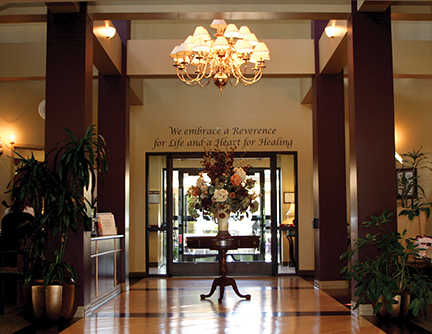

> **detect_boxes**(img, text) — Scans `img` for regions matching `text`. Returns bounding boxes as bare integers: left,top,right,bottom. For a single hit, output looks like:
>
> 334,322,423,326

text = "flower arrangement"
187,148,260,221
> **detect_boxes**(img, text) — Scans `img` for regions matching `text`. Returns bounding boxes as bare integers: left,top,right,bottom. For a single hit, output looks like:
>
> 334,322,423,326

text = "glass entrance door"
170,155,272,276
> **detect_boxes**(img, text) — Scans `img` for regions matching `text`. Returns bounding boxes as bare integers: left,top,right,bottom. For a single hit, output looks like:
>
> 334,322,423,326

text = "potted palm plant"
7,125,108,322
340,210,432,318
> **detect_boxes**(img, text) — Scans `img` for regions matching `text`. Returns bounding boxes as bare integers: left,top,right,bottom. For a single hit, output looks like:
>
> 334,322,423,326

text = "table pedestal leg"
200,249,251,302
200,277,251,302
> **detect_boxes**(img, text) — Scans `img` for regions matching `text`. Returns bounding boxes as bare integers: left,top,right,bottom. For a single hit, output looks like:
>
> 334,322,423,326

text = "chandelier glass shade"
169,19,270,93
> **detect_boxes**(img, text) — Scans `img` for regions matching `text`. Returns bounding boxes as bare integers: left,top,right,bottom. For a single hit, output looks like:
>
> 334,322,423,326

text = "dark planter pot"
372,292,411,319
30,279,78,323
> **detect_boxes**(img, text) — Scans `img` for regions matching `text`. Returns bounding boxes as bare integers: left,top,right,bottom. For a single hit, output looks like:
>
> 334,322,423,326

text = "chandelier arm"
231,61,254,80
184,67,205,82
200,61,214,79
228,75,240,87
234,71,259,84
241,62,250,77
184,81,200,86
177,66,207,84
207,58,220,79
238,70,263,85
176,68,196,84
197,77,213,88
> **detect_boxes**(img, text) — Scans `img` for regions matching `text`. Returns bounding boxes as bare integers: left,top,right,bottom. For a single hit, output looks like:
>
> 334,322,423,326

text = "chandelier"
169,19,270,93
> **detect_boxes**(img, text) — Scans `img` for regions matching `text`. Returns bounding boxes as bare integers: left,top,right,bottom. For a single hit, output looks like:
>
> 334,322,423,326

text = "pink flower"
231,174,242,186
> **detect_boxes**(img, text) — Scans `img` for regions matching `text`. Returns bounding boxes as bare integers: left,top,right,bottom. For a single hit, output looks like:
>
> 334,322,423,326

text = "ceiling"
0,0,431,24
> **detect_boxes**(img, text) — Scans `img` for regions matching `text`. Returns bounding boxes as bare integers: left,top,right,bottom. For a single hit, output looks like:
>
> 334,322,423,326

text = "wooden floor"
60,276,386,334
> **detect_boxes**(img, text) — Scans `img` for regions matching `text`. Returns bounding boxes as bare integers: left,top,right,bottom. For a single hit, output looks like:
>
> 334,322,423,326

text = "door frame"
145,151,298,277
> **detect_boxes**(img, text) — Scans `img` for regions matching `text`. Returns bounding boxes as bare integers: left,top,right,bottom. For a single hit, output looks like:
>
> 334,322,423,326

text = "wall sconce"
325,25,337,39
0,132,15,155
102,21,116,39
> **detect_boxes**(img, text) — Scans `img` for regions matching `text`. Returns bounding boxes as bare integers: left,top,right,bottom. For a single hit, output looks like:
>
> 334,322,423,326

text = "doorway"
146,152,297,276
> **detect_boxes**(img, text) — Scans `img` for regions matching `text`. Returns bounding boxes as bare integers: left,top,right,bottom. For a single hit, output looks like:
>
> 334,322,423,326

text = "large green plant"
7,125,108,288
340,210,432,317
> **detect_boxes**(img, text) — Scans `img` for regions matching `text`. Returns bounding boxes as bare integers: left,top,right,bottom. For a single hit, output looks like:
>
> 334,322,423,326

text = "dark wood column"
312,21,348,286
45,4,93,150
45,3,93,309
348,3,397,298
97,21,131,287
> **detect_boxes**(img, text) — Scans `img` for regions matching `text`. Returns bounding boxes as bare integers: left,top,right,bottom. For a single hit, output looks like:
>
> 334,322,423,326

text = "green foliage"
397,148,432,217
340,210,432,317
7,125,108,288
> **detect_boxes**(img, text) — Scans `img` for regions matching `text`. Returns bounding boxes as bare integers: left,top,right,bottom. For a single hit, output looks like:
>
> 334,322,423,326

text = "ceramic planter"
372,292,411,319
31,279,77,323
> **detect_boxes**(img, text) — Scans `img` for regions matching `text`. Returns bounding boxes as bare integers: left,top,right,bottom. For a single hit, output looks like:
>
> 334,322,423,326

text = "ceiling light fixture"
169,19,270,93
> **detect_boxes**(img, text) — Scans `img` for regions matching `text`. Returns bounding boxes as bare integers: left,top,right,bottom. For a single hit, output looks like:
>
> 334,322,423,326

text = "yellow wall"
394,79,432,203
0,80,45,210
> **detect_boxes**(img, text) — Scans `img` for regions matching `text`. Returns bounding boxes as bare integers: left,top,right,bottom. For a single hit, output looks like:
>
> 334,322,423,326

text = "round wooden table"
186,235,259,302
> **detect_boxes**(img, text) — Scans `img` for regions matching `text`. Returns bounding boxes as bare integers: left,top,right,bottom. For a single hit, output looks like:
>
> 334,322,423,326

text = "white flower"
196,177,205,188
234,167,246,182
213,188,229,202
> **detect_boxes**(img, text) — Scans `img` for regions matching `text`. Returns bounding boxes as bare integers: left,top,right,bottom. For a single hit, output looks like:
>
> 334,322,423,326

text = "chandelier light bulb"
224,24,241,39
235,40,253,53
213,36,230,50
244,33,259,46
193,26,206,37
238,26,251,38
176,43,193,57
184,35,195,47
193,27,211,40
253,42,270,56
192,37,210,53
170,45,179,57
210,19,227,35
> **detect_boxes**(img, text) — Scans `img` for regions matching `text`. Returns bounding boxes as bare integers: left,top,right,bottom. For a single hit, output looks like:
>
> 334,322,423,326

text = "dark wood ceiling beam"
392,12,432,20
45,2,79,13
358,1,393,12
0,14,46,23
90,11,350,21
2,10,432,24
392,1,432,5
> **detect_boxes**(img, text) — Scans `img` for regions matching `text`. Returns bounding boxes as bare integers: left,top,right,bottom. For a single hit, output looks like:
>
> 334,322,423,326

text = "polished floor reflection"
60,276,385,334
